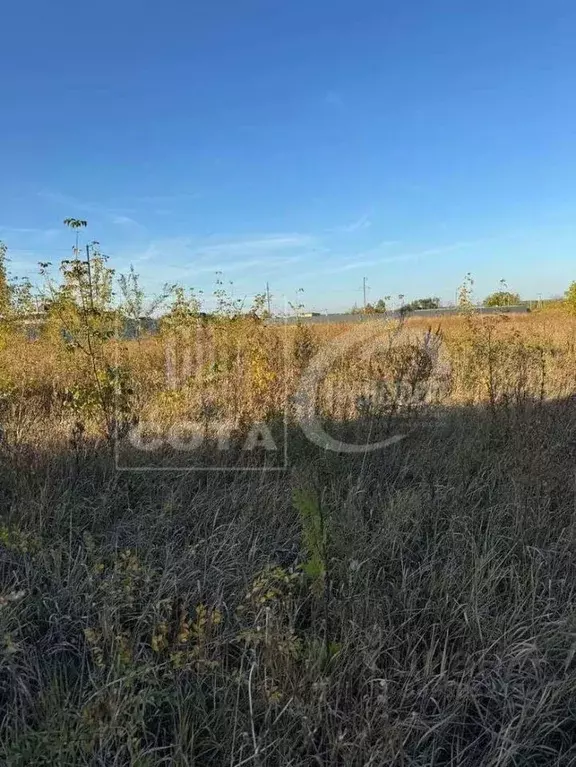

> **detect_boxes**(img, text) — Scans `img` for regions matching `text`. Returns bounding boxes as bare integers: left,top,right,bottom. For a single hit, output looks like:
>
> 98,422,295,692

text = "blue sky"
1,0,575,311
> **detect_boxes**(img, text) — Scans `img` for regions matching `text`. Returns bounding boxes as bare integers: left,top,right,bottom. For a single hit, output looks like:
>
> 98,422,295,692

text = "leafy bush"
483,290,521,307
565,281,576,314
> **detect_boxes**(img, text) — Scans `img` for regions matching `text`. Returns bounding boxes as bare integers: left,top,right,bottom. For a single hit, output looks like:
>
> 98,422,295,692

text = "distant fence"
266,305,531,326
13,304,532,339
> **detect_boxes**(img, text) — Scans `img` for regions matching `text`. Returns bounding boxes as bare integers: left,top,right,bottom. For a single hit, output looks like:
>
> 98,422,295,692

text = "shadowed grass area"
1,396,576,765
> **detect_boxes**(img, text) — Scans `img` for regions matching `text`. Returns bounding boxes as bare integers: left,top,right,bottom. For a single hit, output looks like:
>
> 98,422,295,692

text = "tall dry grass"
1,310,576,764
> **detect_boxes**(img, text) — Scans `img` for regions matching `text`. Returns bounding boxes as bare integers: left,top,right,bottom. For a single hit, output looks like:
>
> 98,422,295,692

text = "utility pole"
363,276,368,310
85,244,94,310
266,282,271,316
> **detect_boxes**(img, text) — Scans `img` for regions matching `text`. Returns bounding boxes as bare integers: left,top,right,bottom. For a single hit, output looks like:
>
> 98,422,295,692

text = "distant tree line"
349,296,441,315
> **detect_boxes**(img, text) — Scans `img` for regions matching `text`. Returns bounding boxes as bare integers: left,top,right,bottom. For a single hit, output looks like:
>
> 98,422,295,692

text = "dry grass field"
2,306,576,765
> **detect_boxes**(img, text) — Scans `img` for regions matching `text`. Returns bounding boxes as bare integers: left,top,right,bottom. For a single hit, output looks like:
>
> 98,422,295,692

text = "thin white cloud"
38,190,144,230
130,193,201,205
111,214,141,227
114,233,319,273
0,227,38,234
0,226,60,239
331,213,372,234
37,190,96,213
326,239,484,274
159,254,306,277
193,234,315,258
154,209,176,217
